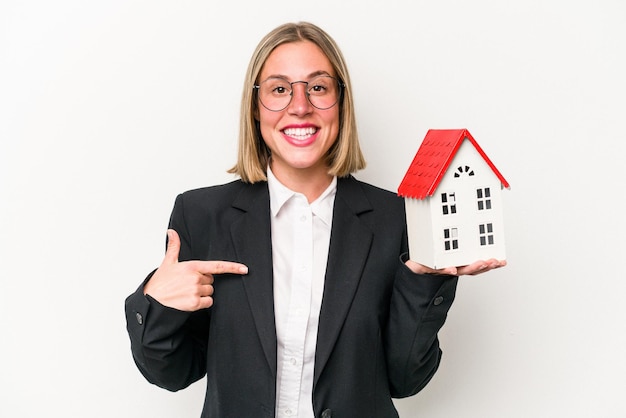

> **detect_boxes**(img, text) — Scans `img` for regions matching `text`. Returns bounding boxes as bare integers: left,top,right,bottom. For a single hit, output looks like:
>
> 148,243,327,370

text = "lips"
281,125,319,147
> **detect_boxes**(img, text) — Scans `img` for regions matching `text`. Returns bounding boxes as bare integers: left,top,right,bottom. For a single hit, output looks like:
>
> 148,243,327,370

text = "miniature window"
441,193,457,215
444,228,459,251
477,187,492,210
454,165,475,178
479,223,494,246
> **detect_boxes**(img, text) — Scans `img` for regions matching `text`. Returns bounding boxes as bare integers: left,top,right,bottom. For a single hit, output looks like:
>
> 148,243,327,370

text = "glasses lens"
307,76,340,110
258,78,291,111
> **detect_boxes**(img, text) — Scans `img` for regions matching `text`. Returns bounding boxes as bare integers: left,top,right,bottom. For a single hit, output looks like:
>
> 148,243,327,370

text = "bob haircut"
228,21,366,183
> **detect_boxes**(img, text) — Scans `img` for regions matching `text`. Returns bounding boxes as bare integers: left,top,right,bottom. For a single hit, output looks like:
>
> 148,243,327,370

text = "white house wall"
430,139,507,267
405,197,435,265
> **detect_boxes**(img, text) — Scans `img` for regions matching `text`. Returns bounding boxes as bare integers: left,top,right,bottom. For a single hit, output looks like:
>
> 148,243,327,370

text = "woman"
125,21,504,418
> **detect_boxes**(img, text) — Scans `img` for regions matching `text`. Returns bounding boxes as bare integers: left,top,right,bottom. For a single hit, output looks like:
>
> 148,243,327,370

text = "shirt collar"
268,167,296,218
310,177,336,227
267,166,337,227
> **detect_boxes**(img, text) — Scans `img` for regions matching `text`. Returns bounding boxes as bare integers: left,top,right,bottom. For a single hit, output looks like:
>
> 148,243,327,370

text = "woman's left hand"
405,258,507,276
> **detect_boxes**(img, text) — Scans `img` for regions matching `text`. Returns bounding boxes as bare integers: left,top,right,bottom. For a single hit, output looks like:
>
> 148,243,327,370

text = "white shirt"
268,167,336,418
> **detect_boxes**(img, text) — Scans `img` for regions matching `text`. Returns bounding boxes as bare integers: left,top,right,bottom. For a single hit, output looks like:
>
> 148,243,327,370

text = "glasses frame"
253,75,345,112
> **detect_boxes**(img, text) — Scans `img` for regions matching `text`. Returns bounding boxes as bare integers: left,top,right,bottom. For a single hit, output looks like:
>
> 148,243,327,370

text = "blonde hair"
228,21,365,183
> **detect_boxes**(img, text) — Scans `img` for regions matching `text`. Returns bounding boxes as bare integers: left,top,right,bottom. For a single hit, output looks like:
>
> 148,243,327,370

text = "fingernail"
240,266,249,274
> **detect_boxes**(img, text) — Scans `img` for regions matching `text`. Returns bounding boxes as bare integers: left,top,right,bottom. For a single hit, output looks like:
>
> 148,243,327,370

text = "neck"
270,163,333,203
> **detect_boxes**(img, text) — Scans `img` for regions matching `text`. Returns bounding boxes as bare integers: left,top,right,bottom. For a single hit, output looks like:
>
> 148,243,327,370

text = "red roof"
398,129,510,199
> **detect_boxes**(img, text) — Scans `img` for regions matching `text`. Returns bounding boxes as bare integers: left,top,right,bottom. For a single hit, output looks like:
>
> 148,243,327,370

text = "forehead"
260,41,335,80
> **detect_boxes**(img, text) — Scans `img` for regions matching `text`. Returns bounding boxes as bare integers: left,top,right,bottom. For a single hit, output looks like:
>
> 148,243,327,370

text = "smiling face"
256,41,340,186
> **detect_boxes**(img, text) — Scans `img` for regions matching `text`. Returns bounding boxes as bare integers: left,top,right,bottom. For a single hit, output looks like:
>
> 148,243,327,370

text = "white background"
1,1,625,417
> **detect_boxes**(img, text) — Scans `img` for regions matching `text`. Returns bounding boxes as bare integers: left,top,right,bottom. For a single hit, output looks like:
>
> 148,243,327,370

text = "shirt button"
135,312,144,325
300,215,307,222
290,357,297,366
433,296,444,306
285,408,293,416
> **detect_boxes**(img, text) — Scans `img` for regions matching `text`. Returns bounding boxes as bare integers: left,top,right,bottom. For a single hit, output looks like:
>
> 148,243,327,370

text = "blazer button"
433,296,444,306
321,409,332,418
135,312,144,325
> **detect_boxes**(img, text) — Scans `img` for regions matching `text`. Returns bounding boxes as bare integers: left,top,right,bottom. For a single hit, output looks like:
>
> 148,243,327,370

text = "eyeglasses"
254,75,344,112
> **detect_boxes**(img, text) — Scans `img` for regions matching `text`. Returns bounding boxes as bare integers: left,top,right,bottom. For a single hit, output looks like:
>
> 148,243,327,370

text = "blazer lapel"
230,182,277,377
314,176,374,383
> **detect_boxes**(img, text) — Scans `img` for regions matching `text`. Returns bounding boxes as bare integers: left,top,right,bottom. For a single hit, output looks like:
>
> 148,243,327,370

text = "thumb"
162,229,181,265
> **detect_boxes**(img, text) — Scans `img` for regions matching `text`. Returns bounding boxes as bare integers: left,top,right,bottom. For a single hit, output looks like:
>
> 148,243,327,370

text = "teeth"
283,127,316,139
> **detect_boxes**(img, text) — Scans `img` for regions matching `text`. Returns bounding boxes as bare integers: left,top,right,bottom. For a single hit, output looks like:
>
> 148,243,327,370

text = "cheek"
257,110,279,138
326,110,341,139
258,106,282,125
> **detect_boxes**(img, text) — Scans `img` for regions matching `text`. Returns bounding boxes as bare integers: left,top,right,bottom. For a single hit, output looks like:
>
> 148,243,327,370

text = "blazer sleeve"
384,254,458,398
124,194,211,391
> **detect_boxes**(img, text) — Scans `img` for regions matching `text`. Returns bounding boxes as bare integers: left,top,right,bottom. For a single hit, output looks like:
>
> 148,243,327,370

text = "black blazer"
125,176,458,418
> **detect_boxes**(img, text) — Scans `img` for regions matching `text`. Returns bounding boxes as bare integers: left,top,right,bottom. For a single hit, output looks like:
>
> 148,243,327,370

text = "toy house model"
398,129,510,269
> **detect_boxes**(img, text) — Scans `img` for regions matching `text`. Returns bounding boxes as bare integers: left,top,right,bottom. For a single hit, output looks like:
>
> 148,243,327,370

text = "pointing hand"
143,229,248,311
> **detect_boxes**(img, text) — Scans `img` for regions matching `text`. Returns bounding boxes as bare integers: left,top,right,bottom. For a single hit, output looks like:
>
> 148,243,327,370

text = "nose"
287,82,312,115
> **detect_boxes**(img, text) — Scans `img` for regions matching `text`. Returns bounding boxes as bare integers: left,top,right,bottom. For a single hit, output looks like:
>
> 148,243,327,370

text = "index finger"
190,260,249,276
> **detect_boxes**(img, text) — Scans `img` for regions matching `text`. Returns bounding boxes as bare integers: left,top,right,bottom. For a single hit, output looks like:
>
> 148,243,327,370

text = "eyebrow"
262,70,333,81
